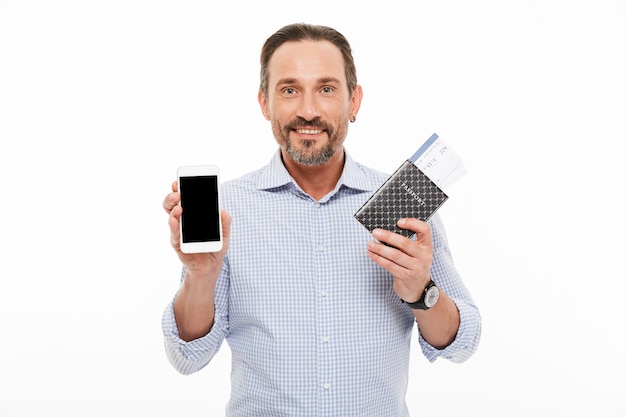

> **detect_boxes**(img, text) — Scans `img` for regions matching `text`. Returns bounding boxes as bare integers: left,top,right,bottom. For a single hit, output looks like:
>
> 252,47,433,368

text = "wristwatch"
402,280,440,310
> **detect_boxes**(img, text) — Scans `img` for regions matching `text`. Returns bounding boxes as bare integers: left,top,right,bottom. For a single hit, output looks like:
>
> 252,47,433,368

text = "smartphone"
177,165,223,253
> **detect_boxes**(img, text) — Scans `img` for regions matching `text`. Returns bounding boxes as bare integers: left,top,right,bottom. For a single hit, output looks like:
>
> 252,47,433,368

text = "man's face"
259,40,361,166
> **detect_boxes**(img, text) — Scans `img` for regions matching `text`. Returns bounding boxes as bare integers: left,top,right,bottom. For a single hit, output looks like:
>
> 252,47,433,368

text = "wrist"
184,258,222,279
183,265,220,294
402,279,440,310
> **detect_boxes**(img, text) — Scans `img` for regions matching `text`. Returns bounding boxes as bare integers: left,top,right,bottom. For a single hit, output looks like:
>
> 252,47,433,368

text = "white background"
1,1,624,415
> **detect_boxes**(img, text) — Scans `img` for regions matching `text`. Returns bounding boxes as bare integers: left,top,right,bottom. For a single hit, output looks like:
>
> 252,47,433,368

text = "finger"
367,240,412,277
396,218,433,247
371,228,412,254
163,190,180,214
210,210,232,257
220,210,232,240
169,216,180,250
168,203,182,243
367,237,411,267
397,218,429,236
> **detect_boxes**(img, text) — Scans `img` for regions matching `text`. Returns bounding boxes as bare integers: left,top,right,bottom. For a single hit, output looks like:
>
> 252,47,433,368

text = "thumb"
220,210,232,247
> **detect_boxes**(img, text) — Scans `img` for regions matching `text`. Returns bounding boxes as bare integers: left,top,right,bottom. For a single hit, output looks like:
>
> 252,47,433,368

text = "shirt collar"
256,149,379,194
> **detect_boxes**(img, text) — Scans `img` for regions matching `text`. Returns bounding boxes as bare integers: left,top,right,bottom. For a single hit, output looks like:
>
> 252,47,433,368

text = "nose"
296,92,322,121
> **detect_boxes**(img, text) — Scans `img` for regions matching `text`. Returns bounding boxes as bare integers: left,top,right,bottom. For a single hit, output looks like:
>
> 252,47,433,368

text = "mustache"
285,117,330,131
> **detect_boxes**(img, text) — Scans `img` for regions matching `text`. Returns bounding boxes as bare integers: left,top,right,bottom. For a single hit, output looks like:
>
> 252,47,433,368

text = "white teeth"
297,129,322,134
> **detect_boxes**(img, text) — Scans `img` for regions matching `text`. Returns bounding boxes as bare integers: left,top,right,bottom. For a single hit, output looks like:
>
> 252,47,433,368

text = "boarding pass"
409,133,467,190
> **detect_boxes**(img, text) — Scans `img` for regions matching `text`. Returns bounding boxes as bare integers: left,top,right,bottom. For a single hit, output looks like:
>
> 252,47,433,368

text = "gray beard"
284,139,338,166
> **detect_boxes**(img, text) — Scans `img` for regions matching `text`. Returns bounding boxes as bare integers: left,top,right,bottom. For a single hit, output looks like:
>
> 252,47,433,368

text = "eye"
283,87,296,95
321,86,334,94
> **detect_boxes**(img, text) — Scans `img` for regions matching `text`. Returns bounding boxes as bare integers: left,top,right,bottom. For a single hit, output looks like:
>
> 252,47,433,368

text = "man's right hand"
163,181,231,277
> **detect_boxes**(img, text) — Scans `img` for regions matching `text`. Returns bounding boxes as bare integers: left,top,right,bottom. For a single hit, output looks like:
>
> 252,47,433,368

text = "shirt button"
322,336,329,343
323,383,330,390
315,202,321,208
320,290,327,297
318,245,325,252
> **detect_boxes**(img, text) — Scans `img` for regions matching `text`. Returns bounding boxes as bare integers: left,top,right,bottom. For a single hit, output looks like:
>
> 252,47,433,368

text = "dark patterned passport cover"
354,160,448,238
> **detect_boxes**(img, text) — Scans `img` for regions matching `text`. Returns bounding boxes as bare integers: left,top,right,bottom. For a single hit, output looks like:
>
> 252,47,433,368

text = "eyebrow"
318,76,342,85
275,76,342,87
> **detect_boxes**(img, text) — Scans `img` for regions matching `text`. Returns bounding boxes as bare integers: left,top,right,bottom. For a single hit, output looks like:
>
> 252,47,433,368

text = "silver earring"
350,116,356,123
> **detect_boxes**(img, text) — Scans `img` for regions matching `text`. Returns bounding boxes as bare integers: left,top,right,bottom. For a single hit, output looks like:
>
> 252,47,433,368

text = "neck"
281,148,345,201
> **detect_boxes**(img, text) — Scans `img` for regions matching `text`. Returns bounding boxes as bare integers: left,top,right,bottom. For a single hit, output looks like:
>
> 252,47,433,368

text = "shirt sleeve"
417,214,482,364
161,266,230,375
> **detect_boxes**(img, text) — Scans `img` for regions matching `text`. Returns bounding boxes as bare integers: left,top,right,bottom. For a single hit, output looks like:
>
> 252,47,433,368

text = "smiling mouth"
296,129,323,135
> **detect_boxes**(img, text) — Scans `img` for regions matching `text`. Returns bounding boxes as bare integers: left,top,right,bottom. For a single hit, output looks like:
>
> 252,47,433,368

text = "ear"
258,90,271,121
349,84,363,122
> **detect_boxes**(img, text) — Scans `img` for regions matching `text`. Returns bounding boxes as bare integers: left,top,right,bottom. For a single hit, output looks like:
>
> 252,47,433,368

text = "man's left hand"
366,218,433,303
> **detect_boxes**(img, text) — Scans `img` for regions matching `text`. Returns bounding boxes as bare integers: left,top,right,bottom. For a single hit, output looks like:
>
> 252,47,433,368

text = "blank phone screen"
179,175,220,242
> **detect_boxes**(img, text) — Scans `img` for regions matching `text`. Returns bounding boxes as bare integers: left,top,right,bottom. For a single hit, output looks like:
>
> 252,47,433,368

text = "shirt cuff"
418,300,482,364
161,300,226,374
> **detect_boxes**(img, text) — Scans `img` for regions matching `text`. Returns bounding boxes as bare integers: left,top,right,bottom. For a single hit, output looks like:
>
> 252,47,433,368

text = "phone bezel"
176,165,223,253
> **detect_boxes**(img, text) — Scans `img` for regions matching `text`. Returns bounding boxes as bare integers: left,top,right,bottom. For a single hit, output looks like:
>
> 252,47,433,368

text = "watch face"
425,286,440,308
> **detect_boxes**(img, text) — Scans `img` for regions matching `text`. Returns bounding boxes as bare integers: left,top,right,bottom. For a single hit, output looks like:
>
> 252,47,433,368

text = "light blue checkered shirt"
163,150,481,416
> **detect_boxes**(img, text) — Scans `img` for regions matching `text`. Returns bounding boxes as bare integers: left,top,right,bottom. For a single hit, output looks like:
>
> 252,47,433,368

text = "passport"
354,160,448,238
354,133,459,239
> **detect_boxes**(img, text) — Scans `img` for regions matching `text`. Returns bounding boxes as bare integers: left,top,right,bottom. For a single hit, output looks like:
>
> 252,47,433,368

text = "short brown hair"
259,23,358,97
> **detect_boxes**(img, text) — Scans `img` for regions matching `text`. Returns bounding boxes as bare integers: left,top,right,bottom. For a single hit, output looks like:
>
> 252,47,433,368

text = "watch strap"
402,280,438,310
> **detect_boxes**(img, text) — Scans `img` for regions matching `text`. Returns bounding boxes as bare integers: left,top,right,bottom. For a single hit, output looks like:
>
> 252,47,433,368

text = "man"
162,23,481,416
